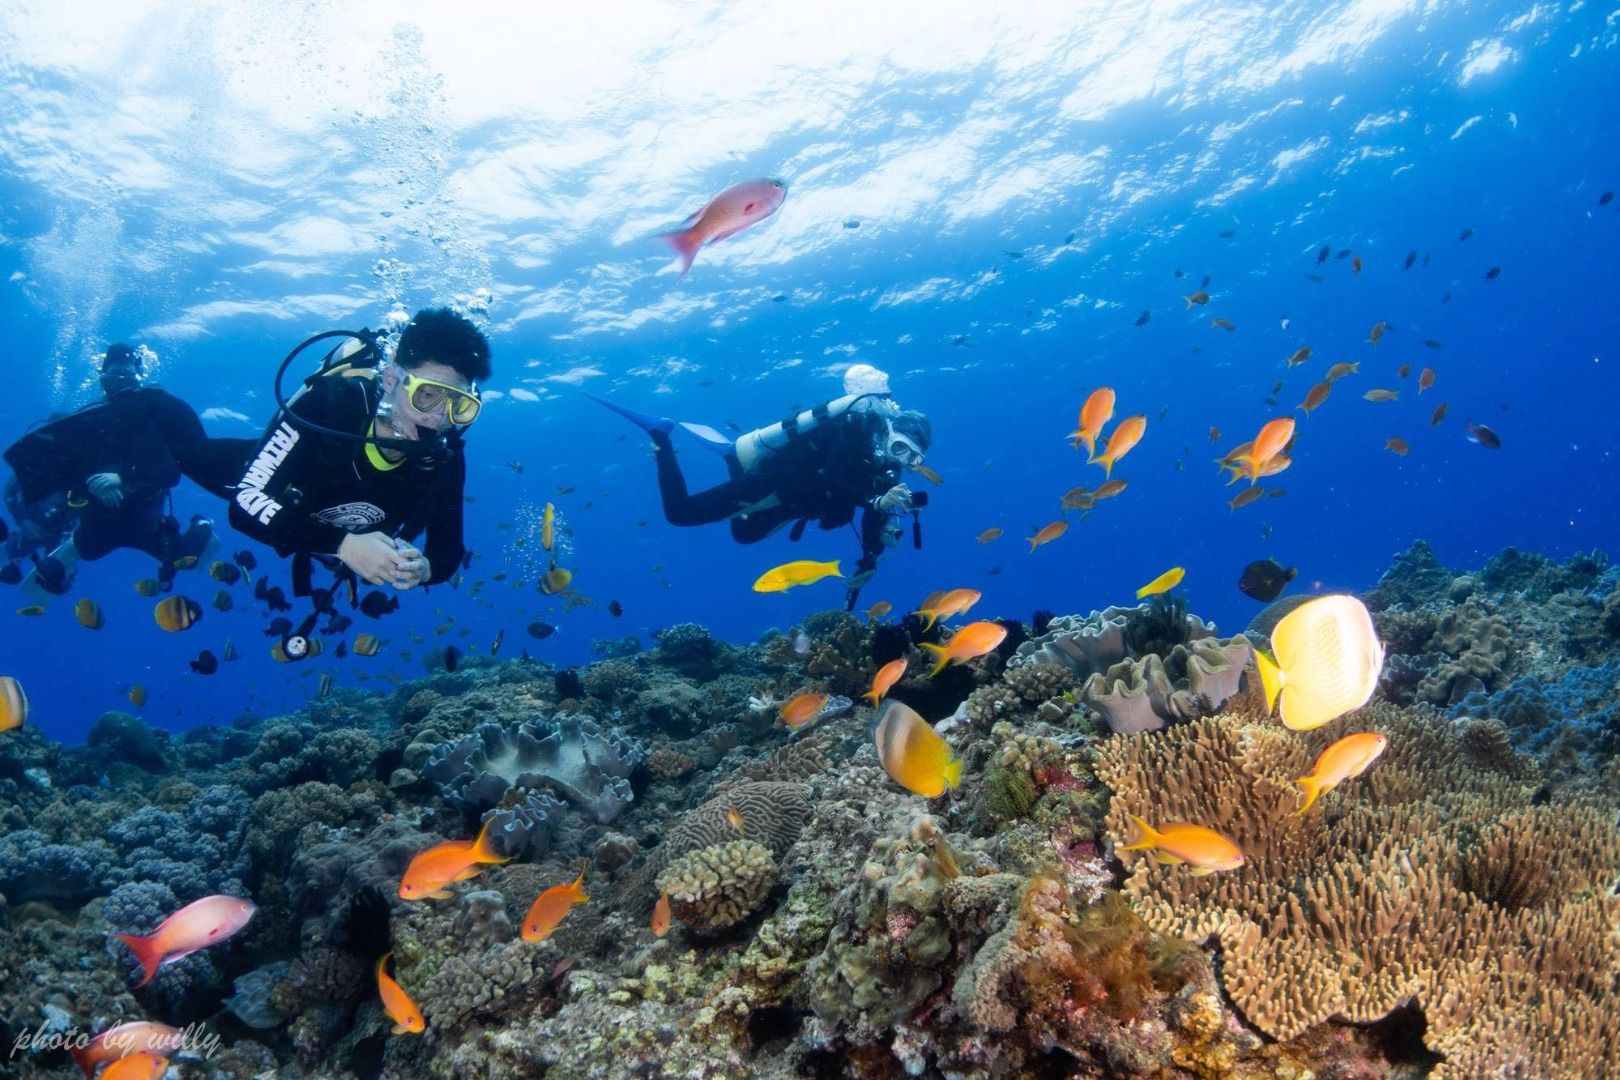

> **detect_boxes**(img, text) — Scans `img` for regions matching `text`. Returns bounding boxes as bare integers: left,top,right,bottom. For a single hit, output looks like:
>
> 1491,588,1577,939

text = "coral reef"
1096,703,1620,1075
656,839,778,934
1012,601,1251,733
423,713,646,828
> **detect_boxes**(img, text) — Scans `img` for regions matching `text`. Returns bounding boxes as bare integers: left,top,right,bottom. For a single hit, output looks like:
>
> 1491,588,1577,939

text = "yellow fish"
353,633,383,656
1135,566,1185,599
16,605,46,617
0,676,28,732
153,596,202,632
540,567,573,595
1118,817,1244,875
541,502,556,552
912,464,944,485
133,578,162,597
1255,594,1385,731
1293,732,1388,815
874,700,962,798
74,598,105,629
751,559,842,593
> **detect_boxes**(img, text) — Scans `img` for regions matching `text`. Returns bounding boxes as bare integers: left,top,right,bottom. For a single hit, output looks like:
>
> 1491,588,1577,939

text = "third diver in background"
3,344,252,594
593,364,931,602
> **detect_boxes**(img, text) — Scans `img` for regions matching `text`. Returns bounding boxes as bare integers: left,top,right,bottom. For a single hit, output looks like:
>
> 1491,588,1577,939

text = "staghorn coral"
1095,703,1620,1076
655,839,778,934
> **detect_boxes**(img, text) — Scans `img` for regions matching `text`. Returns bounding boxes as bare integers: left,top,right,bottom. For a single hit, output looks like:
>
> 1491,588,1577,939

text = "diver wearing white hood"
591,364,930,597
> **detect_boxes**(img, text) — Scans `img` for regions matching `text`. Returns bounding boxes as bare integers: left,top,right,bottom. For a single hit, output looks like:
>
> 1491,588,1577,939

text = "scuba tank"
727,363,899,473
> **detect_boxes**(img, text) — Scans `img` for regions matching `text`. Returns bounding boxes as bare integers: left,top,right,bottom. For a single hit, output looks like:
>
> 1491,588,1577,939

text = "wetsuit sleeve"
145,390,255,499
419,451,465,585
228,383,350,558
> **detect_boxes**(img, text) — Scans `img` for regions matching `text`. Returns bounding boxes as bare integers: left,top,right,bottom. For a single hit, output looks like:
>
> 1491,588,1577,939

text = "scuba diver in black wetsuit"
594,364,931,605
2,344,254,595
229,307,489,600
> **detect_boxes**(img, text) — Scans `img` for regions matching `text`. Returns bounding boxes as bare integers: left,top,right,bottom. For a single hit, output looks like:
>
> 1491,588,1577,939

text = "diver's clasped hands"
874,483,914,514
86,472,125,507
338,532,430,590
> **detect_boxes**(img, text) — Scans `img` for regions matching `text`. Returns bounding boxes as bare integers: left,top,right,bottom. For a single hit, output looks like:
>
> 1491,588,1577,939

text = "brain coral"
1094,704,1620,1076
655,839,777,933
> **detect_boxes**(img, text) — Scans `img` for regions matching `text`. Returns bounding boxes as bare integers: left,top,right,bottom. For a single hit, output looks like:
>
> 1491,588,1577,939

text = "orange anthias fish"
1286,345,1312,367
726,807,746,834
1243,418,1295,482
1092,415,1147,478
398,817,512,901
779,691,830,731
1297,381,1332,415
1324,361,1359,382
1183,290,1210,308
1118,816,1245,875
522,871,589,943
1363,389,1400,402
68,1022,183,1079
651,892,672,938
920,620,1008,677
1293,732,1388,815
377,952,425,1034
1429,401,1450,426
1211,317,1235,331
1092,479,1128,500
1367,320,1386,344
1069,387,1116,459
1418,367,1436,393
975,527,1003,544
656,178,786,278
1384,437,1411,456
864,601,893,622
865,659,907,705
97,1054,169,1080
112,895,257,988
1228,487,1264,512
912,587,980,630
1029,521,1069,551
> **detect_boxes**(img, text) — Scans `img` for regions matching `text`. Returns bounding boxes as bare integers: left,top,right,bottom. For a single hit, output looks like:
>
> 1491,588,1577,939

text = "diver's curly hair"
395,307,492,383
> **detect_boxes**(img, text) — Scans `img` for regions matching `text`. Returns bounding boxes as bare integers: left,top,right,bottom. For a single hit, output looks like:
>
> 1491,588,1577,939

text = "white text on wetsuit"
235,421,299,524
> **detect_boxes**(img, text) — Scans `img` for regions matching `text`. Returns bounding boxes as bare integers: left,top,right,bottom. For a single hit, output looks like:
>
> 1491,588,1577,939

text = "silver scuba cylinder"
732,392,895,472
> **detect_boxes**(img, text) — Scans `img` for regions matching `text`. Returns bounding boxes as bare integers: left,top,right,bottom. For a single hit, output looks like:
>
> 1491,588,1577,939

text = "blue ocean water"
1,3,1616,743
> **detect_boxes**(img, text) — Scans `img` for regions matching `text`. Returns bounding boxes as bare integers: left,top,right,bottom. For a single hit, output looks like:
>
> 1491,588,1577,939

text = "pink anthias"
112,894,257,987
656,178,787,278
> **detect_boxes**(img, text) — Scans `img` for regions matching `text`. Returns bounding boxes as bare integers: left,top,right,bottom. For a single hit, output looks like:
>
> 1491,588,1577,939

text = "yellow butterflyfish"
874,700,962,798
1255,595,1385,731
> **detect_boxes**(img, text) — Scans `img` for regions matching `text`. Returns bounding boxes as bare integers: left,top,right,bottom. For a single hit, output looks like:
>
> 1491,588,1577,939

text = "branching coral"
655,839,778,933
1094,704,1620,1075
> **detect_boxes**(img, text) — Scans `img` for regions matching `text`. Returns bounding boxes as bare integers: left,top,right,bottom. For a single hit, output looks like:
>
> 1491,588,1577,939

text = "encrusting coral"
1095,702,1620,1076
655,839,778,933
